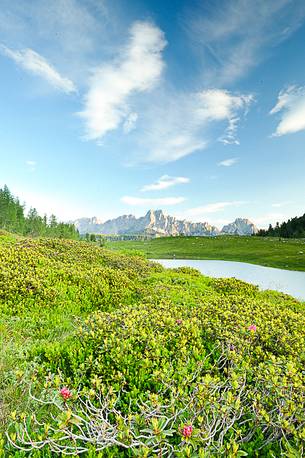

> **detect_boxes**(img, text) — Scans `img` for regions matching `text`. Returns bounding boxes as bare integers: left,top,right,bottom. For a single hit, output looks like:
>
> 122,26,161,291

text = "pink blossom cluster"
60,387,72,400
181,424,193,438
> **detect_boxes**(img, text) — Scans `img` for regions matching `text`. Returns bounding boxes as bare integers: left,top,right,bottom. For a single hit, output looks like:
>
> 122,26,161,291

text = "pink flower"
248,324,257,332
60,387,72,400
181,424,193,438
176,319,183,325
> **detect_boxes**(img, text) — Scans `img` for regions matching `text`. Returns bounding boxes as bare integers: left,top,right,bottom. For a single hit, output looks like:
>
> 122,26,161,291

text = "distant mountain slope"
222,218,258,236
73,210,258,237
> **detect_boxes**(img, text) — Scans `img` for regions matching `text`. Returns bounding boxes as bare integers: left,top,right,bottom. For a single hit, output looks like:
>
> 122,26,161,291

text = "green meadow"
0,231,305,456
107,235,305,271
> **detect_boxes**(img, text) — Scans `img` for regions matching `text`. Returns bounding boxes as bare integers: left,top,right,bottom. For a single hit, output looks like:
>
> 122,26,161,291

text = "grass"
1,232,305,456
107,235,305,271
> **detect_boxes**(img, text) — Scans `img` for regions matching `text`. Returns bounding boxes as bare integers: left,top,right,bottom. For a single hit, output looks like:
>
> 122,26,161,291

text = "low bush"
0,236,304,456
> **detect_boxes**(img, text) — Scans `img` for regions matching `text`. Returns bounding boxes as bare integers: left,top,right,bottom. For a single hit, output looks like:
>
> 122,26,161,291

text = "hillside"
1,232,305,456
107,235,305,271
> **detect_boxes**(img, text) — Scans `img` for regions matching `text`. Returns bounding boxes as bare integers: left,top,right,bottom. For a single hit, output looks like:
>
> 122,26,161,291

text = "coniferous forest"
0,185,79,239
257,214,305,238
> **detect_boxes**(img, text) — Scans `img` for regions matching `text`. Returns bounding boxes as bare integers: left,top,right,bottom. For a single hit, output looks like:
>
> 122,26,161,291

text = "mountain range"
73,210,258,237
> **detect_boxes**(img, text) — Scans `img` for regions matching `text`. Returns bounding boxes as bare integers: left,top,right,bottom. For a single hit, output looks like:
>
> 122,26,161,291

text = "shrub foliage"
0,234,304,456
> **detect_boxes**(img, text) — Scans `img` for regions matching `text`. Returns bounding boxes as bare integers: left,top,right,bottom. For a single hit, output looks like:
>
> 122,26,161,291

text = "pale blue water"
155,259,305,301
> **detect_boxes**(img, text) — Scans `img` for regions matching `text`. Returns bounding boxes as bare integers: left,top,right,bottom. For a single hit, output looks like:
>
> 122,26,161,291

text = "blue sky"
0,0,305,228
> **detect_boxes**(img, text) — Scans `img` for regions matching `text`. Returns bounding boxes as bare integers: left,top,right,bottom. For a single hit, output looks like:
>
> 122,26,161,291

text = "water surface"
156,259,305,301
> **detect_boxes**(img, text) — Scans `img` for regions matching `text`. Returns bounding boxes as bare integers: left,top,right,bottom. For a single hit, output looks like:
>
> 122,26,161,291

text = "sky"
0,0,305,228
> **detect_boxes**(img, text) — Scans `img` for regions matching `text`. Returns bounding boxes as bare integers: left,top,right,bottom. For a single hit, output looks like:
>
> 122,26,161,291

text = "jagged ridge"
73,210,258,237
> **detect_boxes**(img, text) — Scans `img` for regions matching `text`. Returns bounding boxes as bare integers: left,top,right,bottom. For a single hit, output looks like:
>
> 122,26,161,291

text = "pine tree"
0,185,79,240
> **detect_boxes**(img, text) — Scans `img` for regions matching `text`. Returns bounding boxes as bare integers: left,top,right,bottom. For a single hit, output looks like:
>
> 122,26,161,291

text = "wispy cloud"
79,21,166,140
76,17,252,163
123,112,138,134
0,0,107,85
254,212,285,226
217,157,238,167
186,201,246,217
271,201,291,208
187,0,305,85
26,160,37,172
219,117,243,145
1,45,76,93
141,175,190,192
135,89,252,163
1,4,253,164
121,196,186,206
270,86,305,136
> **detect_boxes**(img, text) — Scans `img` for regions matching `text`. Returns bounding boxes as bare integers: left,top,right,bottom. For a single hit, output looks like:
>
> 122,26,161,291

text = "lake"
155,259,305,301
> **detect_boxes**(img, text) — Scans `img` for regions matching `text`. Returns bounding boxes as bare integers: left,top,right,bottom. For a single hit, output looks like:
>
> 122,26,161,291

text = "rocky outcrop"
74,210,219,236
73,211,258,237
134,210,220,237
72,217,103,235
221,218,258,235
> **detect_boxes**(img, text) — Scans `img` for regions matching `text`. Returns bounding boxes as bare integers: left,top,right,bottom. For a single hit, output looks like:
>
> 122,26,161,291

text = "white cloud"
141,175,190,192
271,201,291,208
79,21,166,140
187,0,305,85
77,22,251,162
1,45,76,93
0,2,255,166
121,196,186,206
253,213,285,227
173,201,247,225
197,90,252,121
123,112,138,133
0,0,108,85
217,157,238,167
187,201,245,216
219,117,241,145
270,86,305,136
136,89,252,163
26,160,37,172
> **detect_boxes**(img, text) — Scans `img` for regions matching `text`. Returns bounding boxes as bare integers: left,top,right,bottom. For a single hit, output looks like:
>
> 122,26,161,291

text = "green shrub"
0,235,304,456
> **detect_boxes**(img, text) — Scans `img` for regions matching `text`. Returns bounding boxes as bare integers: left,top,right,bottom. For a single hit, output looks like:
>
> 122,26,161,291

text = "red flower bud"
181,424,193,438
60,387,72,400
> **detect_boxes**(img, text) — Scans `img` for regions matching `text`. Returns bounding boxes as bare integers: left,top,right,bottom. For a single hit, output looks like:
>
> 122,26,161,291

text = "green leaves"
1,236,305,456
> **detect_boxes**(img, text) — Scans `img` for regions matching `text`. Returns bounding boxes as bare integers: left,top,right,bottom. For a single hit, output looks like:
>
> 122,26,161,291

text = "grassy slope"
1,232,305,456
107,235,305,271
0,233,150,432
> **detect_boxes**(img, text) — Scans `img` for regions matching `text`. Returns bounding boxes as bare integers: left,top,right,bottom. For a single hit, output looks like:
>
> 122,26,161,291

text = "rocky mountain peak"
73,212,258,237
221,218,258,235
145,209,165,221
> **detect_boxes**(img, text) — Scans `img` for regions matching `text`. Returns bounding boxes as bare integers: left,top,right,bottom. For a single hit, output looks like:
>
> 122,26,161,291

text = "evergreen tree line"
0,185,79,239
257,213,305,238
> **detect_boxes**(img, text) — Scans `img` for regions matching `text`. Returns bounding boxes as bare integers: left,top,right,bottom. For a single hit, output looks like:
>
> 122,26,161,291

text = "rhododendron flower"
181,424,193,438
248,324,257,332
60,387,72,400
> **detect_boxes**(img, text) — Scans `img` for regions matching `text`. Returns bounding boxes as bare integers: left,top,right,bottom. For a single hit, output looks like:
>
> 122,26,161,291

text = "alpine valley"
73,210,258,237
